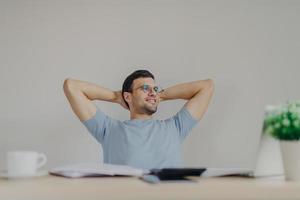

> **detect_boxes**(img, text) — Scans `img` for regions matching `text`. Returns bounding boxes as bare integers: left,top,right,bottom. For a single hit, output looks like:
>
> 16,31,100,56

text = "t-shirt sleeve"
81,107,112,144
171,106,198,140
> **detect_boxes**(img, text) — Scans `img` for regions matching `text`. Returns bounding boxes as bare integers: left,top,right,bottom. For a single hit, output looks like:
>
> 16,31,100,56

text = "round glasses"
135,84,164,93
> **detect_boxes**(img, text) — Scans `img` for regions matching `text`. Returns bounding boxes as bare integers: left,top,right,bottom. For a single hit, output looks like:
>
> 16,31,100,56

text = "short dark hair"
122,70,155,108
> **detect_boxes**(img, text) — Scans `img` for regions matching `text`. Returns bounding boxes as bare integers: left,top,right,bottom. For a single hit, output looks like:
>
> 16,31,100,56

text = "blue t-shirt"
82,106,198,170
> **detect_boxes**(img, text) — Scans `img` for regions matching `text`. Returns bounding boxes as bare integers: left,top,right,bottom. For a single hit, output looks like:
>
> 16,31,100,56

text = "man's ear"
123,92,132,105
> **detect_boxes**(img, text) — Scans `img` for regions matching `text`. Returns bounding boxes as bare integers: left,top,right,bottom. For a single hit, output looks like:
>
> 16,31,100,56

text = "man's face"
128,77,160,115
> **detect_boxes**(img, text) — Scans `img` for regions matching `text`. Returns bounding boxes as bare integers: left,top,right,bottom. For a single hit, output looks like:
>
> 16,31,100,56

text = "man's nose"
148,88,156,96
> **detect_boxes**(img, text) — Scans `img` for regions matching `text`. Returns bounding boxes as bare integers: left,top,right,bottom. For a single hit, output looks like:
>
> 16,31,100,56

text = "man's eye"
154,86,159,92
143,85,149,91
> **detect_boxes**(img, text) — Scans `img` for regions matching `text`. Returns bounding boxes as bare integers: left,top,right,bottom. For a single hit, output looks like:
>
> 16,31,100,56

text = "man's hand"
114,91,129,110
158,79,214,120
158,91,166,103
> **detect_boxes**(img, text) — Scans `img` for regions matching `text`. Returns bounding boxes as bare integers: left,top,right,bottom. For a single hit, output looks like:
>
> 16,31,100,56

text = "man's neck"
130,112,153,120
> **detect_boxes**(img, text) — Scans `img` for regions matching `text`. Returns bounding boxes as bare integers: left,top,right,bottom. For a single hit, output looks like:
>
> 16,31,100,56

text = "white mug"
6,151,47,177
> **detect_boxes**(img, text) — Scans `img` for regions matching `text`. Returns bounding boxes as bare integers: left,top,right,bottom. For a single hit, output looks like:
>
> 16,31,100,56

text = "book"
49,163,148,178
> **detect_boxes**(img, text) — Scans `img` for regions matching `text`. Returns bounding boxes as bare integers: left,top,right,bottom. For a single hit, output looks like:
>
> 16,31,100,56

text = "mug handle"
37,153,47,169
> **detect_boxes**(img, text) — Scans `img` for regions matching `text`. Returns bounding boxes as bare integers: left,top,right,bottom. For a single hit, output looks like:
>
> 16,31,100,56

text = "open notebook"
49,163,148,178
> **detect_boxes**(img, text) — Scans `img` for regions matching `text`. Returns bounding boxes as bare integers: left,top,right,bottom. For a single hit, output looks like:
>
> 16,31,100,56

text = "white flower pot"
280,141,300,181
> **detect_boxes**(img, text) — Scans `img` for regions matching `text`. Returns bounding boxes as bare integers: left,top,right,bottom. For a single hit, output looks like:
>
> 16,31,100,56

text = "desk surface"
0,175,299,200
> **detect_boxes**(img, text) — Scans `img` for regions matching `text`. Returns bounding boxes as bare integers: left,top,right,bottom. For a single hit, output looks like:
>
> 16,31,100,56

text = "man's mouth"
146,98,156,104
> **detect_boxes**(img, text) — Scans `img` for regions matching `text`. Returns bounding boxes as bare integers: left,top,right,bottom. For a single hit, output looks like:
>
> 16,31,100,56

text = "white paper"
49,163,148,178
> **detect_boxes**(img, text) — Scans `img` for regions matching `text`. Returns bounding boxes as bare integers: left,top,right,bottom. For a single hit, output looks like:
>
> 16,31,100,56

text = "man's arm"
159,79,214,120
63,78,127,122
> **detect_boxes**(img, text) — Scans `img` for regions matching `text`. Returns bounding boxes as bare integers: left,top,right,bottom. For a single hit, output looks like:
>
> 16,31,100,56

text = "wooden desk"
0,175,299,200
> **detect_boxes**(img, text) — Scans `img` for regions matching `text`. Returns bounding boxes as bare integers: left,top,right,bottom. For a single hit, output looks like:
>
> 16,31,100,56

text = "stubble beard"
141,104,157,115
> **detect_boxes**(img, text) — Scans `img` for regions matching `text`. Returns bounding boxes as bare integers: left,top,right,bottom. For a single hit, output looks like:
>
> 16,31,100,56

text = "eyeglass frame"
131,84,164,94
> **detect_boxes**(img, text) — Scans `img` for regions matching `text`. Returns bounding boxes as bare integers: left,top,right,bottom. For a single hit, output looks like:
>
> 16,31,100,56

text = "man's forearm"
64,78,119,103
63,78,127,121
159,79,213,101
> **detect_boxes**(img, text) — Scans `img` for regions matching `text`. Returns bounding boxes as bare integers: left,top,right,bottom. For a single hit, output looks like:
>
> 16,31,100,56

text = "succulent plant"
263,101,300,140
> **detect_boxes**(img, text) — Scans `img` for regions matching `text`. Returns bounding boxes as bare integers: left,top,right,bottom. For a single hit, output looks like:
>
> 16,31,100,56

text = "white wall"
1,0,299,170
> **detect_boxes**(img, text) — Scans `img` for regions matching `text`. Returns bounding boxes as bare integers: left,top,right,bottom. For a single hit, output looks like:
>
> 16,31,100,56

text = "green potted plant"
263,101,300,180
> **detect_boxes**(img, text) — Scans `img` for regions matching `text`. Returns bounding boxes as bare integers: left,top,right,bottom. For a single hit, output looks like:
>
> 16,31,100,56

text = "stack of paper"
49,163,148,178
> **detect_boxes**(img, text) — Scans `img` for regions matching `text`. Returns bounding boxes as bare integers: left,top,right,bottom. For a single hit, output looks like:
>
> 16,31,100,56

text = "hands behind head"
115,91,129,110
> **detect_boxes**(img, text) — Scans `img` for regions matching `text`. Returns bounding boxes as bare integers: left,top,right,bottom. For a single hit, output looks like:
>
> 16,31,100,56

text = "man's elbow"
203,79,214,91
63,78,76,94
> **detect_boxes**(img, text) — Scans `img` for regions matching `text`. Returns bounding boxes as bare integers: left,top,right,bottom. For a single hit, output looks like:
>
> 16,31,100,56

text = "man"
63,70,214,170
